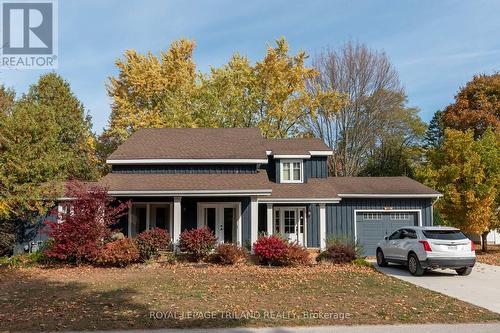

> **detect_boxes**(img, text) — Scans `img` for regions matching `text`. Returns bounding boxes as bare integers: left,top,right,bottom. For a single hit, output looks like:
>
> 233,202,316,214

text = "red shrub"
136,228,171,260
277,243,311,267
44,181,130,264
253,235,288,265
211,243,247,265
178,226,217,261
95,238,140,267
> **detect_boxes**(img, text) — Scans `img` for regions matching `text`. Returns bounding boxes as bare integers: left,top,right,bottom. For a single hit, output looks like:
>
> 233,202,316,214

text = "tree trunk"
481,232,489,252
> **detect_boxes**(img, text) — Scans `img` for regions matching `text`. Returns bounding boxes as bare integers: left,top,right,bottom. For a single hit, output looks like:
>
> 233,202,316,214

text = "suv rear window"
422,230,467,240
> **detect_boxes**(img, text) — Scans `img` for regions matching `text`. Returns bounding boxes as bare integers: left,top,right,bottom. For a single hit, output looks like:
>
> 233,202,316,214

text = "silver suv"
375,226,476,276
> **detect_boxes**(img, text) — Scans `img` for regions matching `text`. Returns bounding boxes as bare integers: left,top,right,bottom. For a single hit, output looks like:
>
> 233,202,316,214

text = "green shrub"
0,252,51,268
94,238,140,267
351,258,373,267
210,243,247,265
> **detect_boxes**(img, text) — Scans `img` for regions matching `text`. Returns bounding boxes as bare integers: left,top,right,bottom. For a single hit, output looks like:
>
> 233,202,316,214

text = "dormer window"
280,160,303,183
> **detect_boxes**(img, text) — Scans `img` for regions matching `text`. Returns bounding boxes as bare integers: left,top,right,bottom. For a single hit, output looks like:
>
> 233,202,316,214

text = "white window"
280,160,303,183
390,213,410,220
363,213,383,220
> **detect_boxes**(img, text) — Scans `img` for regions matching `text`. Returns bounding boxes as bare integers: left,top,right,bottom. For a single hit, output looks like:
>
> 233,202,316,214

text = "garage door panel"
356,212,417,256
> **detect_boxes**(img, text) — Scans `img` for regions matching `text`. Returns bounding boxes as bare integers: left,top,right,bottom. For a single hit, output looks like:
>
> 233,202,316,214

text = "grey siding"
307,204,320,247
272,156,328,184
325,198,434,240
112,164,257,174
305,157,328,179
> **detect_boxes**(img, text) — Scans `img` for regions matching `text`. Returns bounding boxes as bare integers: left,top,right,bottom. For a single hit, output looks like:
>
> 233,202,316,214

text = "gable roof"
265,138,332,155
107,128,267,161
107,128,333,162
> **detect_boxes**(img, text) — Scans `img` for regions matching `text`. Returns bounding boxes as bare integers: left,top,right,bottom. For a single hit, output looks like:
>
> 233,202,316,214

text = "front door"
199,204,237,243
275,207,306,246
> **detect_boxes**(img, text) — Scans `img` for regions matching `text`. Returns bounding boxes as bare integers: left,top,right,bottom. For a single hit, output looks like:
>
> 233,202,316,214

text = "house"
99,127,441,256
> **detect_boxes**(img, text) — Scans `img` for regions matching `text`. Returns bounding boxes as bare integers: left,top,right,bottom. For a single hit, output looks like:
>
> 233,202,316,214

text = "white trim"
273,206,307,246
274,154,311,159
266,150,272,156
173,197,182,244
338,193,442,198
353,209,423,242
319,204,326,250
266,203,273,236
258,198,341,204
106,158,268,165
309,150,333,156
250,196,259,249
279,159,304,183
197,202,242,245
109,189,272,197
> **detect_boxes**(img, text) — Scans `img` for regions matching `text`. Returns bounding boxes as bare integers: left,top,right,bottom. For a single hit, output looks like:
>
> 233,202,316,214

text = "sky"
1,0,499,134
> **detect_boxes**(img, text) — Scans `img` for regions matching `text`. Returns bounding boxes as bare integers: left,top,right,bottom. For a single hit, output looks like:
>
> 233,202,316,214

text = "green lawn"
0,263,499,331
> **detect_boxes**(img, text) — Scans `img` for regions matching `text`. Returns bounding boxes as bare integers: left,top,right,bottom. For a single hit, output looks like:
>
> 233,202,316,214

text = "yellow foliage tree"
417,128,499,251
102,37,345,151
103,39,198,149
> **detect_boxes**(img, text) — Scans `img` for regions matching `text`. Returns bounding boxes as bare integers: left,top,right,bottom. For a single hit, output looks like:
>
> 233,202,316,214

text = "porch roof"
99,171,341,199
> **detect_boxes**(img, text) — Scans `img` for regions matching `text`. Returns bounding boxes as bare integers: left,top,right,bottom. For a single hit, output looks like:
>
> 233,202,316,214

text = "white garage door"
356,211,418,256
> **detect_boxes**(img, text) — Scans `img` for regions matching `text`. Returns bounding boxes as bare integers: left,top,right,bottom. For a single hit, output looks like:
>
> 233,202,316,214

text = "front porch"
120,196,328,249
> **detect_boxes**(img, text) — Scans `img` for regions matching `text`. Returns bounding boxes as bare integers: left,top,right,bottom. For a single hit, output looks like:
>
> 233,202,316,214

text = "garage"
356,211,419,256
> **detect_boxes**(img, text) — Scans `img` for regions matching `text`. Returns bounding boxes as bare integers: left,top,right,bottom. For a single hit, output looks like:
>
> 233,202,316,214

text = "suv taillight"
471,241,475,252
419,240,432,252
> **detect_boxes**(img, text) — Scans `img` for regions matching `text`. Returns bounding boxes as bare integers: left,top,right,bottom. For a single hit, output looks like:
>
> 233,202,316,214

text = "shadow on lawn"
0,268,249,331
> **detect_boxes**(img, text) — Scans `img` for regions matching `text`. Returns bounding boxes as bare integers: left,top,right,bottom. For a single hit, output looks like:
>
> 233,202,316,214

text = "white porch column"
250,196,259,249
266,203,273,236
319,203,326,250
173,197,182,244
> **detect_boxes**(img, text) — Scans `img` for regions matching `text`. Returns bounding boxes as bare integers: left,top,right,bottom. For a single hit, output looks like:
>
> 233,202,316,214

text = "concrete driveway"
373,261,500,314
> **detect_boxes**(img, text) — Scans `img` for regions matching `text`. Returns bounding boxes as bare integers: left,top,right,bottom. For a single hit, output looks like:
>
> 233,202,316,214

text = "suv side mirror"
384,236,388,240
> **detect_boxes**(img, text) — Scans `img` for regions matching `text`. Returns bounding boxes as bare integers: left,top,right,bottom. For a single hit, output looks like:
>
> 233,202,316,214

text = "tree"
0,102,69,220
443,73,500,138
102,39,198,152
44,181,130,263
424,110,445,149
306,41,425,176
101,37,344,154
251,38,341,138
361,106,426,176
21,73,99,180
417,128,499,251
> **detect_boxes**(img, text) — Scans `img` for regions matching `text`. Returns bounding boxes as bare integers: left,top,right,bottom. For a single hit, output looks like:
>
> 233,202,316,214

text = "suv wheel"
376,249,388,267
408,253,424,276
455,267,472,276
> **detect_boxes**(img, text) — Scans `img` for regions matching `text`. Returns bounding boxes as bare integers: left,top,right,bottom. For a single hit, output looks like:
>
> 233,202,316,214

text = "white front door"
275,207,306,246
198,203,239,244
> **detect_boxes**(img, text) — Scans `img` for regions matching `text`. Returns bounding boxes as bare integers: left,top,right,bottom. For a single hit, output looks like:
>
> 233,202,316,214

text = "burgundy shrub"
44,181,130,263
252,235,288,265
135,228,171,260
178,226,217,261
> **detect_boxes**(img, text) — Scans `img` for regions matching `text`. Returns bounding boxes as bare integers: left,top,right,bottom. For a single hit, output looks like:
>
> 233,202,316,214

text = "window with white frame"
280,160,303,183
390,213,411,220
129,203,172,237
363,213,383,220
